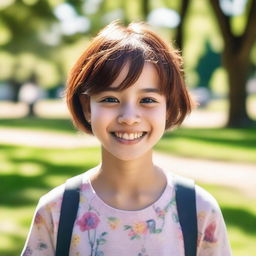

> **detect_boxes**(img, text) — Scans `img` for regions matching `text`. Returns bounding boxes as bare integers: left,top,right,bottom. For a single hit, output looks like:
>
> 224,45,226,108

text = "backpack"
55,174,197,256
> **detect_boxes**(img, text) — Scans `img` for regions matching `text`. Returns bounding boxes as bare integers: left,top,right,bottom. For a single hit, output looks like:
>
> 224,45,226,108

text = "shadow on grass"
1,143,256,256
222,207,256,235
0,143,101,256
0,144,100,207
162,128,256,149
0,145,99,256
0,117,76,133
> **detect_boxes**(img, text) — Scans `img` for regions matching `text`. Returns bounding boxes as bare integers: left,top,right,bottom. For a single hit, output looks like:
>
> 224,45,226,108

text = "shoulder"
167,172,222,216
195,184,221,214
165,172,220,210
195,186,232,253
38,169,95,211
195,184,226,235
35,182,65,218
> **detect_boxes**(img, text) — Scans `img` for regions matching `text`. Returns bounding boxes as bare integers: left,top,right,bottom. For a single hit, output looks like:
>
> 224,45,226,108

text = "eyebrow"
101,87,161,94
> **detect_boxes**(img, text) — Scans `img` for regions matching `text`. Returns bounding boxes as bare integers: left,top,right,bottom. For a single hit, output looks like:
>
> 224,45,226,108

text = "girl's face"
82,63,167,161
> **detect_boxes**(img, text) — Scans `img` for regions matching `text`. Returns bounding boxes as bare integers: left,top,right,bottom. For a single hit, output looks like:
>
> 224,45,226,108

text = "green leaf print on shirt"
107,217,120,230
124,195,176,240
122,195,177,256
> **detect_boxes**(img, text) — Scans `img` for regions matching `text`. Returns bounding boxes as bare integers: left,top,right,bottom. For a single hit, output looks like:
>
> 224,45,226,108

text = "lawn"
0,117,76,134
0,144,101,256
156,127,256,163
0,143,255,256
1,113,256,255
1,117,256,163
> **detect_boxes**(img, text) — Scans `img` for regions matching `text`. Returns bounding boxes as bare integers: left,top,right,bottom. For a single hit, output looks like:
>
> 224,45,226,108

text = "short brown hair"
66,21,193,134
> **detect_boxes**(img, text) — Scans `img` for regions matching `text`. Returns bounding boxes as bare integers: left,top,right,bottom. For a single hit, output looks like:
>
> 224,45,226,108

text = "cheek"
90,107,115,129
148,106,167,122
150,107,167,132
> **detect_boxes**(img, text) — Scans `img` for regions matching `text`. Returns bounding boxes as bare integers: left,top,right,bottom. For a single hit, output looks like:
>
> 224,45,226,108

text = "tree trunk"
224,53,252,127
175,0,190,51
9,79,22,102
208,0,256,127
141,0,150,20
121,0,129,25
27,102,36,117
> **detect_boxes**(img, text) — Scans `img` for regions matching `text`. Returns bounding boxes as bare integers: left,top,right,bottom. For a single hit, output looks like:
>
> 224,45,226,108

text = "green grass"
0,144,255,256
0,117,76,134
155,127,256,163
1,117,256,163
199,183,256,256
0,144,101,256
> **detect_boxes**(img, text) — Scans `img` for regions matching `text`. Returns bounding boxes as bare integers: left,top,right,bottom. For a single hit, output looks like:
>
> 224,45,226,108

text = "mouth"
110,132,147,141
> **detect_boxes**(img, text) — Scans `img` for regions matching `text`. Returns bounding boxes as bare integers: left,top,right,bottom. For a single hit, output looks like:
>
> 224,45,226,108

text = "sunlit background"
0,0,256,255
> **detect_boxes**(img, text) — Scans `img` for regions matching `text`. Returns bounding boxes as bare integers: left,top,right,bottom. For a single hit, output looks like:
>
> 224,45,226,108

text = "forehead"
108,62,160,90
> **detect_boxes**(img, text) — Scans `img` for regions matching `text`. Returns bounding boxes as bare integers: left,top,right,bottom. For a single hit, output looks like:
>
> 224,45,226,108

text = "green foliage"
0,0,64,86
0,0,56,52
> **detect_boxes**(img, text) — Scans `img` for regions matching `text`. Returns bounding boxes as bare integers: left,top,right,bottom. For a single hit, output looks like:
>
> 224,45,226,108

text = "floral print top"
21,167,232,256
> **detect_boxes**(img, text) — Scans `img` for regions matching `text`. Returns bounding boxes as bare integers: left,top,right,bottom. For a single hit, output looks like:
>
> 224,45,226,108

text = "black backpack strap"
55,175,83,256
174,176,198,256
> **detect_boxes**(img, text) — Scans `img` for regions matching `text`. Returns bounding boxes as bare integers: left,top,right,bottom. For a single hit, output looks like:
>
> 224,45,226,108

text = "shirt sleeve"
196,185,232,256
21,185,64,256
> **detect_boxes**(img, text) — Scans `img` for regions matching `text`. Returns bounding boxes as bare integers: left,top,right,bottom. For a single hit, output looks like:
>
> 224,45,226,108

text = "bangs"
78,44,166,95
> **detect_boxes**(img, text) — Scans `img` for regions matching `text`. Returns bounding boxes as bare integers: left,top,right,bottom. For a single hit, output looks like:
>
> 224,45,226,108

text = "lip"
112,130,146,133
110,131,147,145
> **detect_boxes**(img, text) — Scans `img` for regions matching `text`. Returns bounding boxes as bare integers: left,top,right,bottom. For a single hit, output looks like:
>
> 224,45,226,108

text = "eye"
100,97,119,103
140,97,158,104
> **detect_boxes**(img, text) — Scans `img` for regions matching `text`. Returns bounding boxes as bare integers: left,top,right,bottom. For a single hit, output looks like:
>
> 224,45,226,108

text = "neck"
90,147,167,210
92,147,160,194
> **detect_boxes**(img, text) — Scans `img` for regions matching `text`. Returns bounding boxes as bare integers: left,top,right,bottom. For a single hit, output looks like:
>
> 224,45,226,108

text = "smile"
111,132,147,141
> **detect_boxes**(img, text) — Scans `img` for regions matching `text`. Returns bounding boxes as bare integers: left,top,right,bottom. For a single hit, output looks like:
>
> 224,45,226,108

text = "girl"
22,21,231,256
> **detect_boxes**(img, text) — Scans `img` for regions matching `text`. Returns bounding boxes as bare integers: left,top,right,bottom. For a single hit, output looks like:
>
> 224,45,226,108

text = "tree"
0,0,57,106
175,0,190,51
209,0,256,127
141,0,150,20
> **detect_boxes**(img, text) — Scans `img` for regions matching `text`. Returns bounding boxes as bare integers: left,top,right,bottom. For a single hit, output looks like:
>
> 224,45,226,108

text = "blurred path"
1,127,255,196
153,152,256,196
0,128,99,148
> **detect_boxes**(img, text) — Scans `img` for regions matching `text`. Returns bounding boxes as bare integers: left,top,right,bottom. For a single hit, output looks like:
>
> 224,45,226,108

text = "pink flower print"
77,212,100,231
155,207,166,218
133,221,148,235
128,229,136,237
204,221,217,243
35,213,44,225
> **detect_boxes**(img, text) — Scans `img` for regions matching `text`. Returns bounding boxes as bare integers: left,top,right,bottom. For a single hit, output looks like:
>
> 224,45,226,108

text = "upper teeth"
114,132,144,140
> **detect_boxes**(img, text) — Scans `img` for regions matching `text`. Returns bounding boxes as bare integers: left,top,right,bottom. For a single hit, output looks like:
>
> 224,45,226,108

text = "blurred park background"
0,0,256,255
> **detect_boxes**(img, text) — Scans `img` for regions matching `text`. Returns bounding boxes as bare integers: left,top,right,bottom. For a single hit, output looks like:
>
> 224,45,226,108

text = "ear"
79,94,91,122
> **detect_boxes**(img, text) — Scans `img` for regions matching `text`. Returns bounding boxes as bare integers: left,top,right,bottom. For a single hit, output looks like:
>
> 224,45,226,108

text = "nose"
117,104,141,125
